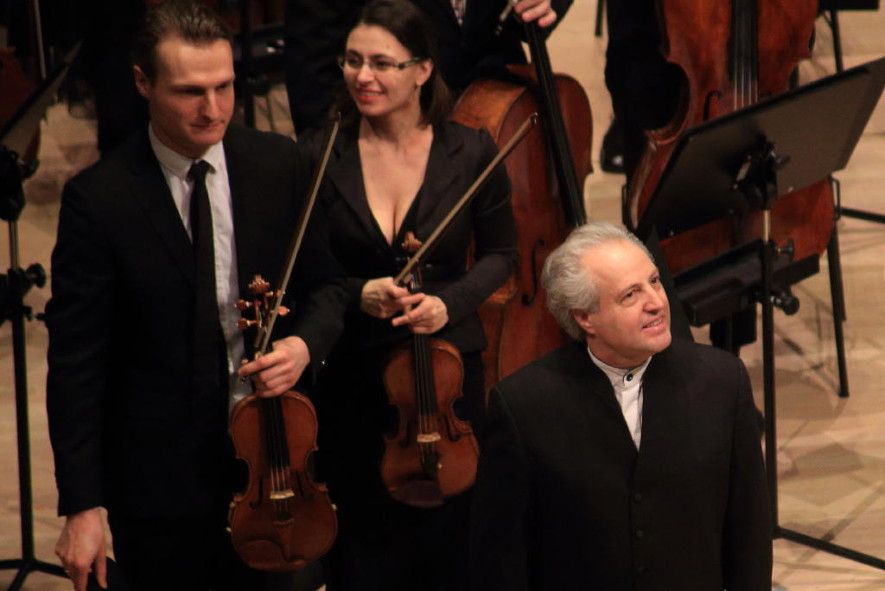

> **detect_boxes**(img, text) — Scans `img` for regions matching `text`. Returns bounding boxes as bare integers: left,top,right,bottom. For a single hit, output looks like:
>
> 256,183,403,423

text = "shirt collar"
148,123,225,179
587,348,652,389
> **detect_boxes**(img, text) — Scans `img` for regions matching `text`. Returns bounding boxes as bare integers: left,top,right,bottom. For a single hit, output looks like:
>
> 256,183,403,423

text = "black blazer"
470,339,772,591
317,120,517,355
46,124,347,519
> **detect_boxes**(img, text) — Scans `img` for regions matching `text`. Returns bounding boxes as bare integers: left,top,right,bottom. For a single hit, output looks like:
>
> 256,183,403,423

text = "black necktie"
188,161,226,405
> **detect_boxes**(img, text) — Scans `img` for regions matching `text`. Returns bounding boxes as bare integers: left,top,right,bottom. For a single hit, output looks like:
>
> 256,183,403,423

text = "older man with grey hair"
469,221,772,591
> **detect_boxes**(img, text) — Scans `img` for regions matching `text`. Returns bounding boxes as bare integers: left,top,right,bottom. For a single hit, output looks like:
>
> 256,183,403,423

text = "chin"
649,331,672,354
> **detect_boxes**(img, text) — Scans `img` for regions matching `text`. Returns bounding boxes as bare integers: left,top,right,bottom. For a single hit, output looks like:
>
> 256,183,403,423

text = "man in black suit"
284,0,572,133
45,2,345,590
470,221,772,590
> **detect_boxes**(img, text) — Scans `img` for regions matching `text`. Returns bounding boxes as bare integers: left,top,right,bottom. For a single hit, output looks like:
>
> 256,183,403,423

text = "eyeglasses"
337,54,425,73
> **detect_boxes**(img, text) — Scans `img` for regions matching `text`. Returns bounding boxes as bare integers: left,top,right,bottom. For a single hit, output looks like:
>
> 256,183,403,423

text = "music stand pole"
0,178,65,591
634,58,885,569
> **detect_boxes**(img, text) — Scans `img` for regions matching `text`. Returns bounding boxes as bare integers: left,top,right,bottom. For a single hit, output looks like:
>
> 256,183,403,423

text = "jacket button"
635,529,645,539
636,564,647,575
633,492,642,503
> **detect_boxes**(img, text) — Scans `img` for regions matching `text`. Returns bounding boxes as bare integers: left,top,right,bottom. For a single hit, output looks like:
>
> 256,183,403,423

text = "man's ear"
133,65,151,99
572,309,596,337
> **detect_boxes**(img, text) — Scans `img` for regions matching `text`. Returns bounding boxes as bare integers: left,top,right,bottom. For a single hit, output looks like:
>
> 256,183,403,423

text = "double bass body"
453,66,593,389
627,0,834,275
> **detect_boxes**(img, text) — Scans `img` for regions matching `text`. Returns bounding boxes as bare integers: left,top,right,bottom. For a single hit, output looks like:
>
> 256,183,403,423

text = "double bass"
453,16,593,389
626,0,834,276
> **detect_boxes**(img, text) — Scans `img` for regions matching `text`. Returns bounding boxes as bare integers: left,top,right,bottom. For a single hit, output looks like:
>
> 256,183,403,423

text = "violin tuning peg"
236,299,249,311
278,306,290,316
248,274,271,295
238,319,257,330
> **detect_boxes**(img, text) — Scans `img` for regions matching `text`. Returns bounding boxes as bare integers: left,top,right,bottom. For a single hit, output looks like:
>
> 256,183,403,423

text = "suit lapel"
327,135,385,246
635,345,691,470
415,125,461,240
563,343,639,457
128,131,195,286
224,126,264,296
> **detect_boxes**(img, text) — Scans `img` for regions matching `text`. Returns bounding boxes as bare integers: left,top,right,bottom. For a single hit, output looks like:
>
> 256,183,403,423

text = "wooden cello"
626,0,834,276
453,18,593,389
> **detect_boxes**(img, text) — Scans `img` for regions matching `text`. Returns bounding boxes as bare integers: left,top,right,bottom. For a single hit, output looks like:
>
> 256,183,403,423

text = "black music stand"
819,3,885,224
0,47,77,591
635,56,885,570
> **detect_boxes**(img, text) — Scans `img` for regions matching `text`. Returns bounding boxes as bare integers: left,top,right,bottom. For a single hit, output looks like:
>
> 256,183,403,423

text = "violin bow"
393,113,537,286
253,112,341,355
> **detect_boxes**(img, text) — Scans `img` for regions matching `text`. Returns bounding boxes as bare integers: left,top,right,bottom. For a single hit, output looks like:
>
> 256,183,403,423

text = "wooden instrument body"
229,391,337,571
628,0,833,275
453,67,593,388
381,337,478,508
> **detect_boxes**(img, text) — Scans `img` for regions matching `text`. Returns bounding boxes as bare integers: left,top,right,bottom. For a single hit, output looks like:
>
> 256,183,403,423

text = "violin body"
453,65,592,389
628,0,833,275
381,337,478,508
229,390,337,571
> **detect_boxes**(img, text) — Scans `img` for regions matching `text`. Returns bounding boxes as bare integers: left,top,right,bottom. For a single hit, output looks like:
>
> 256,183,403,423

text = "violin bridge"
416,432,441,444
269,488,295,500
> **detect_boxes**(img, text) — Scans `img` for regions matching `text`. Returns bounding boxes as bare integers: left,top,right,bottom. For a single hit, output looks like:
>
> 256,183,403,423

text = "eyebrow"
345,50,397,60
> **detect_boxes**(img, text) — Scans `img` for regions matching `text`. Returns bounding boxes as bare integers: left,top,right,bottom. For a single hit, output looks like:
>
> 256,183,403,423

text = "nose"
644,283,667,311
202,91,220,119
355,61,375,83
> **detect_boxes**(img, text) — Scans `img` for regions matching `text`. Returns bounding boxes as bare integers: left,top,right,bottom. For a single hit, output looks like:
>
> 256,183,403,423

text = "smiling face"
134,36,235,158
573,239,672,368
342,24,432,121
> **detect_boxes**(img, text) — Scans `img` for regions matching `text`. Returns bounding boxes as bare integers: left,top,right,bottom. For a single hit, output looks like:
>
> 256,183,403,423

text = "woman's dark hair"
335,0,453,129
132,0,232,81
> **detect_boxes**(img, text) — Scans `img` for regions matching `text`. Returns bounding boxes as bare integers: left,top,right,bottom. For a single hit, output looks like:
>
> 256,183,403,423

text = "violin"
378,117,536,507
626,0,833,275
453,17,592,389
227,117,340,571
381,249,477,508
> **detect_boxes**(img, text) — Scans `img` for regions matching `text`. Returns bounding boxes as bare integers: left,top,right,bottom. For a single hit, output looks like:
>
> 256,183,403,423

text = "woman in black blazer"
307,1,517,588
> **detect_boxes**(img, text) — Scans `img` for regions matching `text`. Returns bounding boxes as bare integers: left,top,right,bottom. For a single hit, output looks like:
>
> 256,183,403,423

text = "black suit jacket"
470,339,772,591
316,120,517,355
46,124,347,519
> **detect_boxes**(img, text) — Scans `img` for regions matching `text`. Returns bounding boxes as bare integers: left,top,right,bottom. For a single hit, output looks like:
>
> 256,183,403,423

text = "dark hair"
132,0,232,81
335,0,453,129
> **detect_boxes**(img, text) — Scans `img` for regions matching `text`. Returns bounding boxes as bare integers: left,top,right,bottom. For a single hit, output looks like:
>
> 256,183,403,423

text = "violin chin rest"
389,479,445,509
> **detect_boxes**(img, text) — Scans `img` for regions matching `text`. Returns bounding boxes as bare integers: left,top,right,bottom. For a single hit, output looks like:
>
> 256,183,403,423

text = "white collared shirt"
148,125,251,403
587,349,651,450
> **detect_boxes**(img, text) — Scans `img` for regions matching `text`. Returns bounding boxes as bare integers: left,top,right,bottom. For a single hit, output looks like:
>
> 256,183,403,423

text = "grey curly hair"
541,222,653,340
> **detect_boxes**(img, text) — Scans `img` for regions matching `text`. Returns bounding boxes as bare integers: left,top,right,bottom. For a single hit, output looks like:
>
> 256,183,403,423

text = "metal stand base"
0,558,67,591
0,227,66,588
776,527,885,569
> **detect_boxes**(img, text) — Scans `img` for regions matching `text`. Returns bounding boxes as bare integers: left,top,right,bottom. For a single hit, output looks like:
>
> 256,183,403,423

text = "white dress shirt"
587,349,651,449
148,126,251,403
